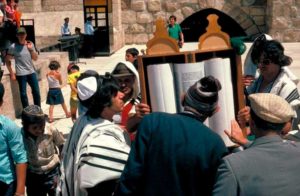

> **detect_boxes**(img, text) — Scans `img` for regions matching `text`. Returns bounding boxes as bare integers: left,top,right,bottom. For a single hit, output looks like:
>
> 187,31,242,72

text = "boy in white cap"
213,93,300,196
59,72,130,196
58,70,99,196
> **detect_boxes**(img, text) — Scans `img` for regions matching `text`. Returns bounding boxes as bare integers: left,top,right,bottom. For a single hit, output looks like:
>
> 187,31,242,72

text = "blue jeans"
16,73,41,108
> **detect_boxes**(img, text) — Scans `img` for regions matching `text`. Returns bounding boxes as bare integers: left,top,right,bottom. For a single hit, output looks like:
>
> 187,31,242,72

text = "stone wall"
20,11,84,49
19,0,82,12
267,0,300,41
1,52,69,119
121,0,268,44
18,0,300,49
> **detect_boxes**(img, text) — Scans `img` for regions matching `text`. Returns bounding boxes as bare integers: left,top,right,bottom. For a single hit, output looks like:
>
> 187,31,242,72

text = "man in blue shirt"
84,16,95,58
0,82,27,196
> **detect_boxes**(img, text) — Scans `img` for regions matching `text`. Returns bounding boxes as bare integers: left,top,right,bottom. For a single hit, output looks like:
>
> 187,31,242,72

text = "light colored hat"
249,93,294,123
77,77,97,101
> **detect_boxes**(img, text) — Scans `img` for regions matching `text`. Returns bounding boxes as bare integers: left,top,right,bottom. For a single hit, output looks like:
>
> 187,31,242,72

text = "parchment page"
147,63,177,113
173,62,205,112
204,58,235,146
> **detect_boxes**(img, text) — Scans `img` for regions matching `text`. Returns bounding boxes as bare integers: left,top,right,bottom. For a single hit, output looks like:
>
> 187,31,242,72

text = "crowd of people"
0,0,21,70
1,12,300,196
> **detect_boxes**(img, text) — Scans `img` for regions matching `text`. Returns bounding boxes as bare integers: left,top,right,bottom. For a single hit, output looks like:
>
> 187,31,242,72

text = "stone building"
19,0,300,54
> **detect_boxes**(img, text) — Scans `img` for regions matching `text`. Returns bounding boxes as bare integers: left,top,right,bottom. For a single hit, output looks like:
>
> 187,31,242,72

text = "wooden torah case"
138,14,245,146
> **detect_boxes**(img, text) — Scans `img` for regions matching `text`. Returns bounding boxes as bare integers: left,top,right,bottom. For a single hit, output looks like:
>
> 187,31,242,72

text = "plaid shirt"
23,124,65,174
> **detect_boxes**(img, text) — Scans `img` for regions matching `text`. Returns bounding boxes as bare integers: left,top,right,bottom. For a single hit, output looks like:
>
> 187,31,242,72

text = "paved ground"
14,42,300,136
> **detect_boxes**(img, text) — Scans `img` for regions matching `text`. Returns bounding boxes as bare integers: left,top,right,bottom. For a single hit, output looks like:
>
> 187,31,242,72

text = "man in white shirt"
61,17,71,36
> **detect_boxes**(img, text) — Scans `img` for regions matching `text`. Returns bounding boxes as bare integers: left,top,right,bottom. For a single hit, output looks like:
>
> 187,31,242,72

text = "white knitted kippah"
77,77,97,101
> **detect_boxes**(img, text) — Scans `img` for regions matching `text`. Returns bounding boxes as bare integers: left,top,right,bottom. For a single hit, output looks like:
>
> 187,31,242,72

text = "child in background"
46,60,70,123
125,48,139,70
67,63,80,122
21,105,65,196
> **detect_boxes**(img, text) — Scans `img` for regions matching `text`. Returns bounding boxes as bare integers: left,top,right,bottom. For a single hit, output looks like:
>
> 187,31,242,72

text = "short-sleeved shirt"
22,124,65,174
168,23,182,40
61,23,71,36
7,42,36,76
0,115,27,184
67,71,81,100
84,21,94,35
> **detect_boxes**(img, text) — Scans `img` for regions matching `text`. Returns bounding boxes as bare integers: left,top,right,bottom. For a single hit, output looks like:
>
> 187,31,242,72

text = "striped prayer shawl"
270,71,300,108
57,114,101,196
73,119,130,196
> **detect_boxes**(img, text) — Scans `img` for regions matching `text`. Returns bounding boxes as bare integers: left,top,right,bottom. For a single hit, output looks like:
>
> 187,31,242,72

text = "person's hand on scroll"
225,120,249,146
135,103,151,119
243,75,255,87
126,103,151,133
237,106,250,128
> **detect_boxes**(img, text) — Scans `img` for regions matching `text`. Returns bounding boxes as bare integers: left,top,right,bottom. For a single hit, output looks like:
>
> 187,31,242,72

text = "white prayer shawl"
57,114,102,196
270,71,300,130
270,71,300,109
74,118,130,196
243,34,299,85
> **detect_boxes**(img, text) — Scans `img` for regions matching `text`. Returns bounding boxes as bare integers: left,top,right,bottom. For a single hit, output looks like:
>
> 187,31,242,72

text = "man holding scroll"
114,76,228,196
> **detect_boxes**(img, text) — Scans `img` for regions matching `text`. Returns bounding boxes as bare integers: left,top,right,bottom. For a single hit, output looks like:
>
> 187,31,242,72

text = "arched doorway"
83,0,112,56
181,8,247,42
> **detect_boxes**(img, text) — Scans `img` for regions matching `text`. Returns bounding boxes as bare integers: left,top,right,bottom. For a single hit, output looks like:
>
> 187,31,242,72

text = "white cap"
77,77,97,101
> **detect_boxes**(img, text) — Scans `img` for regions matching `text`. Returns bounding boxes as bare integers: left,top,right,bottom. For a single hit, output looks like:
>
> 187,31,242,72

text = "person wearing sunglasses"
243,34,299,87
243,34,272,86
231,40,300,147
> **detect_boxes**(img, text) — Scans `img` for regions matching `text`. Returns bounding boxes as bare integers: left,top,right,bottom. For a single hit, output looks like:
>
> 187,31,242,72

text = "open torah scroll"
146,58,235,146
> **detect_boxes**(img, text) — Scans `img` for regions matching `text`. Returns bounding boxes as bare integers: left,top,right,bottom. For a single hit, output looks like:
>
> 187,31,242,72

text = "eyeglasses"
259,59,271,66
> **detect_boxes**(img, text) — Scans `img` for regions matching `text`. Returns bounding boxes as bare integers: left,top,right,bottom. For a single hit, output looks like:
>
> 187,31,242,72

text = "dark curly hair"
48,60,61,70
261,40,292,67
252,37,292,67
86,72,120,118
251,34,268,64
